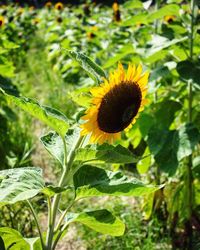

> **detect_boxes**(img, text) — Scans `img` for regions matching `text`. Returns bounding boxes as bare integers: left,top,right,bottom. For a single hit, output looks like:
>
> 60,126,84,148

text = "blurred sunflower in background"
87,26,98,39
112,1,119,12
112,1,121,22
0,16,5,27
164,15,176,23
17,7,24,16
45,2,52,9
55,2,64,11
81,63,149,144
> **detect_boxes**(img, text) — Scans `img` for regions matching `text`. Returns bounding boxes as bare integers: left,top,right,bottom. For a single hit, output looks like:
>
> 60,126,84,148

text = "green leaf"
68,50,106,83
65,209,125,236
103,44,134,69
24,237,41,250
148,128,178,175
0,167,44,206
177,123,200,161
176,60,200,85
0,236,5,250
147,123,199,175
149,66,171,82
73,165,160,200
68,87,91,108
0,227,30,250
0,75,19,96
141,35,187,58
147,4,180,22
3,93,69,137
40,132,64,166
0,64,15,78
42,185,70,197
121,13,148,26
123,0,143,9
75,144,138,164
155,100,182,129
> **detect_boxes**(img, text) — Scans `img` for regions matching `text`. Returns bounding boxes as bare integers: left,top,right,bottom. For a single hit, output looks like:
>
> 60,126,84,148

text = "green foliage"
0,167,44,206
68,50,106,84
0,0,200,249
74,165,160,200
0,228,30,250
75,144,139,164
65,209,125,236
40,132,64,166
3,93,69,138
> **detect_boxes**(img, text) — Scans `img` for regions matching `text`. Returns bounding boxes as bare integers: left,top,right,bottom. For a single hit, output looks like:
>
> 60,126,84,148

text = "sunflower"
164,15,176,23
45,2,52,8
112,2,121,22
0,16,4,27
55,2,64,11
81,63,149,144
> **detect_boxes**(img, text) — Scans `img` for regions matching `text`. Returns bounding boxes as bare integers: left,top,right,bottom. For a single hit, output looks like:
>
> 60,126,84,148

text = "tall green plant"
0,54,160,250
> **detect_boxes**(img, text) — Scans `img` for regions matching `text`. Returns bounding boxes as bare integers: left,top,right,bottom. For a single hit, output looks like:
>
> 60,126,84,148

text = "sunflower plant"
0,52,160,250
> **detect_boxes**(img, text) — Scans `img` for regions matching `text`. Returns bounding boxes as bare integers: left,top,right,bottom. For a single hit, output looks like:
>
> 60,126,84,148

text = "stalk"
185,0,196,248
27,200,46,250
46,135,83,250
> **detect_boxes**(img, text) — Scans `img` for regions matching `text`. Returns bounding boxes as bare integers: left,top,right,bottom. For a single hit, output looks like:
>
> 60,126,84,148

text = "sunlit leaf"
123,0,143,9
103,44,134,68
73,165,160,200
147,4,180,22
0,228,30,250
40,132,64,166
65,209,125,236
68,50,106,83
0,167,44,206
177,123,200,161
75,144,138,164
42,185,70,197
2,92,69,137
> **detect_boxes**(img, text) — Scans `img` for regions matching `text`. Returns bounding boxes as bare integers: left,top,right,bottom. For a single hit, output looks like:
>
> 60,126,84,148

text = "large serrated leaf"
75,144,139,164
3,92,69,137
0,228,30,250
65,209,125,236
40,132,64,166
68,50,106,83
73,165,160,200
0,167,44,206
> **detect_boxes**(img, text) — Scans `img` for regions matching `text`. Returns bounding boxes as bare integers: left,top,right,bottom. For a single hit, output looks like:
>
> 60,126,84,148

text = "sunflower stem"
185,0,196,248
46,135,84,250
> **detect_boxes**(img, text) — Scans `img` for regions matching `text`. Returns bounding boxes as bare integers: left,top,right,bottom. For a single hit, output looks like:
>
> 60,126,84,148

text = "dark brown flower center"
97,82,142,133
0,20,3,26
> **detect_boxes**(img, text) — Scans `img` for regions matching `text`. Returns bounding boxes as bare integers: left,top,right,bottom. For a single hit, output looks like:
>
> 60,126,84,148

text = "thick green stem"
27,200,46,250
46,135,84,250
185,0,196,248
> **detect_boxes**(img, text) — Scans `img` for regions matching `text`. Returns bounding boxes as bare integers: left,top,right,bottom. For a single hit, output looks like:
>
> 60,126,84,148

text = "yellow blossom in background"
91,26,98,32
81,63,149,144
55,2,64,11
29,6,35,11
112,2,119,12
33,18,40,25
0,16,5,27
45,1,52,8
87,32,96,39
17,7,24,15
164,15,176,23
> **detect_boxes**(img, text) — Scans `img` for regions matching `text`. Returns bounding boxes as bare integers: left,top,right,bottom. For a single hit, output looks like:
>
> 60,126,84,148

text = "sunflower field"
0,0,200,249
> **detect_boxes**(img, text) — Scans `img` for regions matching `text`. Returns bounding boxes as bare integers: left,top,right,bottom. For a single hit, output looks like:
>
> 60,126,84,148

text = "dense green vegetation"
0,1,200,249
